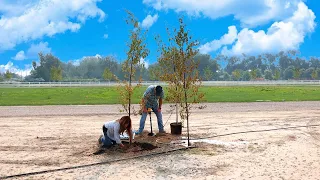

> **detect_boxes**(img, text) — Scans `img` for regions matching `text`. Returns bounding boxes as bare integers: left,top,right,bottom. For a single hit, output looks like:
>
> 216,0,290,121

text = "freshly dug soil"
131,142,158,151
93,141,158,155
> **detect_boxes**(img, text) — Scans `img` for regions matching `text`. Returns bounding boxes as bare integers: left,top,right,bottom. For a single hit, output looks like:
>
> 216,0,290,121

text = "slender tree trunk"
129,58,133,117
176,102,179,123
174,66,179,124
183,72,190,146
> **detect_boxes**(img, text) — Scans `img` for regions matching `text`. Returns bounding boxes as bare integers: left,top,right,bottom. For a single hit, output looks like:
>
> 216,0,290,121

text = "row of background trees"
1,50,320,82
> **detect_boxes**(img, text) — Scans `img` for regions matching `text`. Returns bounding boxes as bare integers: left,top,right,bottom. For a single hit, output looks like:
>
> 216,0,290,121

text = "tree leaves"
118,10,150,116
156,17,203,123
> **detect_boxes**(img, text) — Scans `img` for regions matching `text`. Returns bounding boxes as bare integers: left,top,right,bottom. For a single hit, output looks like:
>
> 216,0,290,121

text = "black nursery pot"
170,122,182,135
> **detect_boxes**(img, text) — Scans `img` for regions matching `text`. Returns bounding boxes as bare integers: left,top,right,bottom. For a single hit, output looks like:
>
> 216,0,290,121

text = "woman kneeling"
99,116,133,148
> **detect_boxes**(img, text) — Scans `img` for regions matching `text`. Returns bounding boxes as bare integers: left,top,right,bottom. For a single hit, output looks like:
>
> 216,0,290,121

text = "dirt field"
1,102,320,180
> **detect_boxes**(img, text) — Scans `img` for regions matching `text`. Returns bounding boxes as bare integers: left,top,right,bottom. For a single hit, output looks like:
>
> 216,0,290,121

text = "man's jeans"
137,107,164,134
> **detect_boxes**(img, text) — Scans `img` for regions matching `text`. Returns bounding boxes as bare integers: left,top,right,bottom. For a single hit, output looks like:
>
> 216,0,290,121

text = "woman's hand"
119,143,125,148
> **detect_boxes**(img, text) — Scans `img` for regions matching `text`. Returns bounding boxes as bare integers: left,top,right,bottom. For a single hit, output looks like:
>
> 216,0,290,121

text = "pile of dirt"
93,141,158,155
127,142,158,151
92,132,182,155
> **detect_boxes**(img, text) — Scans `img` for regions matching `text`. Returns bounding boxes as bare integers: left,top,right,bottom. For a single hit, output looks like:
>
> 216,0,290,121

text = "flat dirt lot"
1,102,320,180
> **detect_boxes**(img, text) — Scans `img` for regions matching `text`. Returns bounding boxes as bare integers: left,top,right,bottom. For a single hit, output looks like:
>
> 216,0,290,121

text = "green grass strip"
0,86,319,106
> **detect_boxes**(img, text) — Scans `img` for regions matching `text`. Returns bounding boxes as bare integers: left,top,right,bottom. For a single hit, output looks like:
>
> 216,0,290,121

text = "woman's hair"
119,116,132,135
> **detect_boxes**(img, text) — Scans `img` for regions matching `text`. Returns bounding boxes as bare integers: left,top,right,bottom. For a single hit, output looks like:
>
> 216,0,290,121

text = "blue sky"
0,0,319,76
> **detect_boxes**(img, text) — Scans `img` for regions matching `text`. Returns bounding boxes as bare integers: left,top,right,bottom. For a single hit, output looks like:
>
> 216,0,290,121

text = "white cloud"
11,42,51,61
12,51,27,60
141,14,159,29
69,59,82,66
95,54,102,58
140,57,149,68
68,54,103,66
0,0,37,17
27,42,51,57
199,26,237,54
199,2,316,56
143,0,301,27
103,34,109,39
0,61,32,77
0,0,105,51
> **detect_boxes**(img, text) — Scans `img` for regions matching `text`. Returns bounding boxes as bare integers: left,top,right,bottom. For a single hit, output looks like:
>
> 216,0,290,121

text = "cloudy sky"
0,0,319,75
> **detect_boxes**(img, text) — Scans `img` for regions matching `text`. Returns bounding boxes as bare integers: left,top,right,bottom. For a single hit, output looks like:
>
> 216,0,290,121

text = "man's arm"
141,98,147,112
159,90,164,110
159,98,162,110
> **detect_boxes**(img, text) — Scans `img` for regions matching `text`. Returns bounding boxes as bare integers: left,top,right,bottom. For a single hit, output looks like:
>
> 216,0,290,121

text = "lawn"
0,86,320,106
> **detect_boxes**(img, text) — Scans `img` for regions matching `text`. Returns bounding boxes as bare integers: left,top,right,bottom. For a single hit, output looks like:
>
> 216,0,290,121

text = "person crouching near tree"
99,116,133,149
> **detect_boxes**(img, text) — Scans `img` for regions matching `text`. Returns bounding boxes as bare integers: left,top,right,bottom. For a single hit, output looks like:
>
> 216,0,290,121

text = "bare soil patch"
1,102,320,179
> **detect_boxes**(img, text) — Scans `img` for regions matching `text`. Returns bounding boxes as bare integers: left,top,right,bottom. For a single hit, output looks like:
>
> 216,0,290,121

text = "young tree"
223,72,231,81
242,71,251,81
264,70,273,80
157,18,204,146
35,53,62,81
284,66,294,80
102,68,113,81
118,10,149,117
250,69,257,80
204,66,213,81
50,66,62,81
232,69,241,81
311,68,318,80
5,70,12,80
148,64,161,81
293,67,301,80
274,69,281,80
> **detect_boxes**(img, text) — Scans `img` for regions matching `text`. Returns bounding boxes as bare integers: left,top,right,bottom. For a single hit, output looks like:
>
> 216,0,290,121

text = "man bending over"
135,85,165,135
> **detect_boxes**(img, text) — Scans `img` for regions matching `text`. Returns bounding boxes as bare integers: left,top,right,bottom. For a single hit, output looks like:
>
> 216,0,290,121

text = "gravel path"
1,101,320,117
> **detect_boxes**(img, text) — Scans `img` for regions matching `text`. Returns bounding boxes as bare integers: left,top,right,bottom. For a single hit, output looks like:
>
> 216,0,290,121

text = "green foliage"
232,69,242,81
34,53,62,81
256,69,263,78
50,66,63,82
223,72,231,81
311,68,318,80
157,18,203,123
148,63,161,81
250,69,257,79
15,48,320,82
264,70,273,80
242,71,251,81
204,66,214,81
284,66,294,80
102,68,113,81
117,10,149,116
1,86,320,106
5,70,12,80
293,68,302,80
274,69,281,80
194,54,219,79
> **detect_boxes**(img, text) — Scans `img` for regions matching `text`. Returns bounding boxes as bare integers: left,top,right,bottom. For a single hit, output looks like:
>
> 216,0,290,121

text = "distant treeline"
1,50,320,82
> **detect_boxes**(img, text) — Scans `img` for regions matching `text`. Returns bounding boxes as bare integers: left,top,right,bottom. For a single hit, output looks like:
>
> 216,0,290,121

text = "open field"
1,86,320,105
1,102,320,179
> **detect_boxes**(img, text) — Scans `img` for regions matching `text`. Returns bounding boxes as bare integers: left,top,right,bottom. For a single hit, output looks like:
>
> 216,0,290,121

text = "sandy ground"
1,102,320,180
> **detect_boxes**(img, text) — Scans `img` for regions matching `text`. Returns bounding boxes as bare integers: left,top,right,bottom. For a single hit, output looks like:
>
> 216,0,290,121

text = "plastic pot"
170,122,182,135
